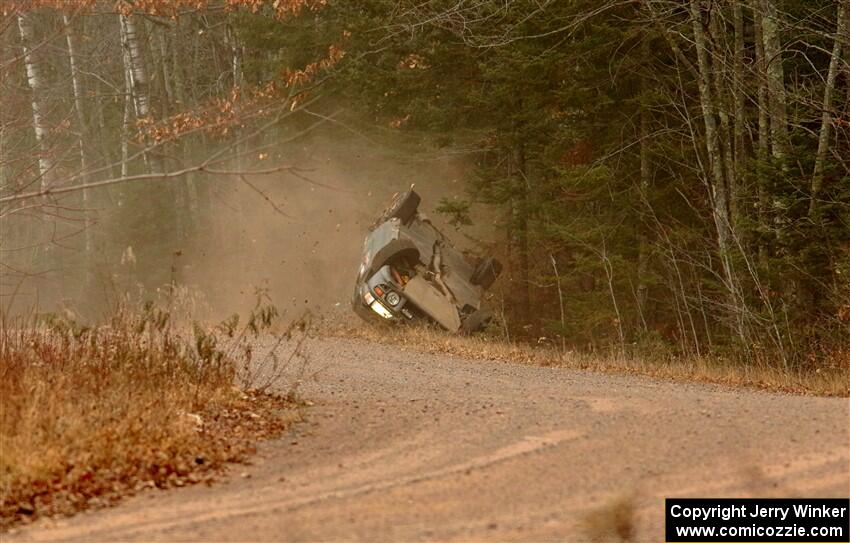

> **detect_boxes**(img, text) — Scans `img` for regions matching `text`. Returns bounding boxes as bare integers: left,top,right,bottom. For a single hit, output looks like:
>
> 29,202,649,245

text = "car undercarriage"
352,190,501,333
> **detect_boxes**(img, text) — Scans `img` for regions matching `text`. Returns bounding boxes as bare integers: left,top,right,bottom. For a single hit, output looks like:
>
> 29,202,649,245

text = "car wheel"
461,308,493,334
384,190,420,224
470,257,502,289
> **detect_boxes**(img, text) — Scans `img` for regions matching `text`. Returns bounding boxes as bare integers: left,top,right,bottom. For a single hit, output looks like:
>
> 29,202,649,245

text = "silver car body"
354,215,485,332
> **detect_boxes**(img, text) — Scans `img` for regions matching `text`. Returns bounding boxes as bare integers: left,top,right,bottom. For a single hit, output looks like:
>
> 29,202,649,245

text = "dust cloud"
0,123,498,322
174,127,496,322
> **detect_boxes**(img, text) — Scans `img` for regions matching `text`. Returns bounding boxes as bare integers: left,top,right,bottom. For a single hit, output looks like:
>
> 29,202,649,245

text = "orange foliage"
225,0,326,17
117,0,326,18
282,44,345,86
136,82,281,143
139,40,343,144
2,0,96,16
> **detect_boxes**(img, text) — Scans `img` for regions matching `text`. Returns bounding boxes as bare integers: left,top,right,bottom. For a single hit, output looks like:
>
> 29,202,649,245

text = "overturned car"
352,190,501,333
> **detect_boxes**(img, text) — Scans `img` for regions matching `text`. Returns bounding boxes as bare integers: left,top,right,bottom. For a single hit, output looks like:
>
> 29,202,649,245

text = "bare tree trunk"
18,12,68,309
759,0,790,160
17,13,52,185
732,0,746,223
690,0,732,254
709,7,738,227
0,28,9,189
191,22,201,105
63,13,93,254
170,18,200,232
119,12,183,241
171,21,187,106
120,17,133,178
636,100,651,331
157,29,174,114
63,14,89,172
810,1,848,220
120,14,152,120
600,240,625,351
226,20,244,88
753,0,771,269
0,120,7,189
93,77,119,180
512,140,531,324
146,19,191,237
121,94,131,178
690,0,745,342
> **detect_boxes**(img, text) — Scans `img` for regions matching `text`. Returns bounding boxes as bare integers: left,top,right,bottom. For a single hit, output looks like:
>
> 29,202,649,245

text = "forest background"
1,0,848,370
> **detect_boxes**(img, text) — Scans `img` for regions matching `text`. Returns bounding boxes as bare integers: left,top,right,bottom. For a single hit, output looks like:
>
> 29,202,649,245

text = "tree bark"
636,31,653,332
759,0,790,160
709,7,738,227
512,139,531,323
120,14,152,119
753,0,771,269
157,29,174,114
732,0,746,223
690,0,745,341
171,20,187,106
17,13,52,185
0,118,7,190
689,0,732,254
120,14,167,181
120,17,133,178
63,14,94,254
0,27,10,189
226,20,244,88
18,12,68,309
810,1,848,220
636,104,651,331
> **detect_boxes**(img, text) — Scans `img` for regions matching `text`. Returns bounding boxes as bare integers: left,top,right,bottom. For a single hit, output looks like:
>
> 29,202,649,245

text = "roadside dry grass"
0,305,302,530
331,325,849,397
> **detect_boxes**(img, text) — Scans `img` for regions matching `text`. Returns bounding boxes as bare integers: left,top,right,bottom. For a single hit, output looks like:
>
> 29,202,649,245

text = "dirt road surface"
10,337,850,542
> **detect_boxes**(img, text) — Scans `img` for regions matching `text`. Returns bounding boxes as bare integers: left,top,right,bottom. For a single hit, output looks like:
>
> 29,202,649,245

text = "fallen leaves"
1,389,295,531
0,314,300,532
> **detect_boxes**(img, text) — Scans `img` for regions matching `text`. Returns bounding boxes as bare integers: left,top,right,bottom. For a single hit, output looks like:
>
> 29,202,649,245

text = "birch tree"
810,1,849,219
752,0,771,268
731,0,745,223
758,0,790,160
63,13,94,253
120,13,152,121
16,12,53,186
688,1,732,257
690,0,750,342
2,0,847,361
119,9,188,238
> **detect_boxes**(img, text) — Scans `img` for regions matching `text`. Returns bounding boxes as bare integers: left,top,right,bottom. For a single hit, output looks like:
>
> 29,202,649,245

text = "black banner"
666,498,849,542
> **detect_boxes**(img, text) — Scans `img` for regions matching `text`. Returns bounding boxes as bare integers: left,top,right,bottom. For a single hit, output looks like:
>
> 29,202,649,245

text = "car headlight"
385,291,401,306
369,300,394,319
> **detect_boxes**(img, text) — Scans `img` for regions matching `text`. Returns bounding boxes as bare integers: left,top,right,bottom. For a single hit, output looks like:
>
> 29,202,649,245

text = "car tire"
461,308,493,334
385,190,420,224
470,257,502,289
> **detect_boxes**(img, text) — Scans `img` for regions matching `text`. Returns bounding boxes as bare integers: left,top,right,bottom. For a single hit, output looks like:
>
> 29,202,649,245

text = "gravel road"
11,337,850,542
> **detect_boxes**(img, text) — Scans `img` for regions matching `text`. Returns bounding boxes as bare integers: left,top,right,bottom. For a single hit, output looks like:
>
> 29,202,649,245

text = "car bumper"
355,286,414,322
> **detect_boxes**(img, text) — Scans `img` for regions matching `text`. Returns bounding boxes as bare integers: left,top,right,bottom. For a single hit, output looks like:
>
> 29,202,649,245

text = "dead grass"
330,324,850,397
0,304,303,530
